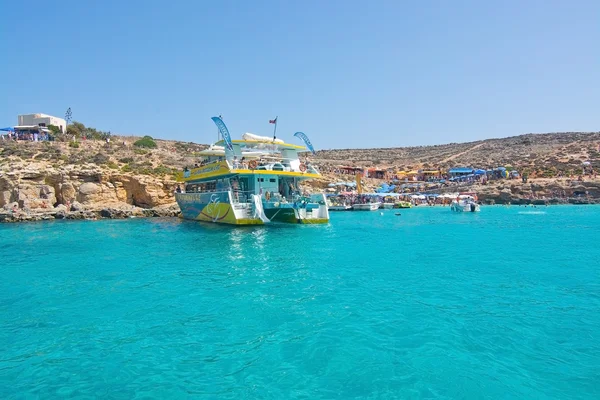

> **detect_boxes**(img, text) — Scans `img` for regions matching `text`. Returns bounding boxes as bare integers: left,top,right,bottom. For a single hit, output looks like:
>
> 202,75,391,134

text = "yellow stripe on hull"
189,203,263,225
297,218,329,224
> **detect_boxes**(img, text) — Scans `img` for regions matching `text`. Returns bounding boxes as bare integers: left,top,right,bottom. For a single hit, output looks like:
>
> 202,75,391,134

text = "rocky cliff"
0,139,184,222
0,164,176,209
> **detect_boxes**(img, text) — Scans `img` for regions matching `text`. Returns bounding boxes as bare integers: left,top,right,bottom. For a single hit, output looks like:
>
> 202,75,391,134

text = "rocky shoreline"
1,159,181,223
437,178,600,205
0,204,181,223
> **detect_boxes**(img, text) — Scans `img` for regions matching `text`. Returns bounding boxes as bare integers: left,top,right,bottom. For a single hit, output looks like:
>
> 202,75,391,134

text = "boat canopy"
449,168,474,174
215,139,306,151
242,132,285,144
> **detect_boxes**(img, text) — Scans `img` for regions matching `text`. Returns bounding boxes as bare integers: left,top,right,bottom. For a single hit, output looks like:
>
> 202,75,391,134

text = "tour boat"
174,118,329,225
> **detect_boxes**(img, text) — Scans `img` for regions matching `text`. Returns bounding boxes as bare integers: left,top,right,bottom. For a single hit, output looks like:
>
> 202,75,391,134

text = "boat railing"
229,189,254,204
225,157,319,174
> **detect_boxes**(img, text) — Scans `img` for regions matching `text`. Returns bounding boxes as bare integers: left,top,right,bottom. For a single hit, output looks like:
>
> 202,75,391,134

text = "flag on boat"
294,131,316,155
269,117,277,124
211,116,233,151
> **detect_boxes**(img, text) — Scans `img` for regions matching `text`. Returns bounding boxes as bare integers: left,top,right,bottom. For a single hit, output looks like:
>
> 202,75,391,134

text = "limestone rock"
79,182,100,196
60,183,76,203
54,204,68,212
21,169,44,180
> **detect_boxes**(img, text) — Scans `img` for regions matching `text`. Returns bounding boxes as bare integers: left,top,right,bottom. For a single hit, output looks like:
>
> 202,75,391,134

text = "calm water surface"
1,206,599,399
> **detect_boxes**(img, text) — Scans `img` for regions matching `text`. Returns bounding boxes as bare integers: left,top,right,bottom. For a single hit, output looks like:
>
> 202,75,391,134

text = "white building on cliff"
18,113,66,133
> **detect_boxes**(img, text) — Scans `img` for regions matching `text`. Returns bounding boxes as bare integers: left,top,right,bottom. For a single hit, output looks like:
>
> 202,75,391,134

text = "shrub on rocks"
134,136,157,149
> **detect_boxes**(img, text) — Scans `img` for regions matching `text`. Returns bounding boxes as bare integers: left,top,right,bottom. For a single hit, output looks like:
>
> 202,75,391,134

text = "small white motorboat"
450,197,480,212
352,202,381,211
329,205,352,211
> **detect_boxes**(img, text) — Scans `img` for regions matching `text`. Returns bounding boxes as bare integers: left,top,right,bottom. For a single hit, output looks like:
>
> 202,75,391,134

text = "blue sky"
1,0,599,149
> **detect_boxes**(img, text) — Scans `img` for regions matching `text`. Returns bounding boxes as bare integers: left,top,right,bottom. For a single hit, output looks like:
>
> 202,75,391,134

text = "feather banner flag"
294,132,316,155
211,116,233,151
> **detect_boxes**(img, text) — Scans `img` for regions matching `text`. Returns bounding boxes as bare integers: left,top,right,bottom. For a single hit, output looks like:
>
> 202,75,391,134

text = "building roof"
18,113,62,119
449,168,474,173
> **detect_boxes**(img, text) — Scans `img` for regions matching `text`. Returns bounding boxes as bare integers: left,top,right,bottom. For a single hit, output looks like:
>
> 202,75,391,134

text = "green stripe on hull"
264,208,329,224
264,208,297,223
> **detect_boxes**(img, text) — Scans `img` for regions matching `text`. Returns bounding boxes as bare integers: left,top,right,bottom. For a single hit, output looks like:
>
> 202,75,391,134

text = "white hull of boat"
329,205,352,211
352,203,381,211
450,201,480,212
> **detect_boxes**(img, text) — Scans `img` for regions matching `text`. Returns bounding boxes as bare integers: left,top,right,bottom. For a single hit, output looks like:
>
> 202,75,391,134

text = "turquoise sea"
1,206,599,399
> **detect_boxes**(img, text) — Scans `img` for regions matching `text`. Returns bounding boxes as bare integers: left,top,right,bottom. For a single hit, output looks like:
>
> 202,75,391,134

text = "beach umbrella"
0,127,15,132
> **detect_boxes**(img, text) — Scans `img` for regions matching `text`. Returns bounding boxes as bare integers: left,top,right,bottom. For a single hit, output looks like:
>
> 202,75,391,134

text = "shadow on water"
167,217,331,234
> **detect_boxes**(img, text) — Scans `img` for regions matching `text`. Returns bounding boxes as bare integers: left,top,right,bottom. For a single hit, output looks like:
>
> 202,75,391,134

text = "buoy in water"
380,212,384,216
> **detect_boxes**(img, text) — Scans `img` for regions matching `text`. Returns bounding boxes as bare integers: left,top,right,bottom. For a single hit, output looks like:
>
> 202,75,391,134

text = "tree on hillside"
47,125,61,135
65,121,111,140
134,136,157,149
66,121,85,138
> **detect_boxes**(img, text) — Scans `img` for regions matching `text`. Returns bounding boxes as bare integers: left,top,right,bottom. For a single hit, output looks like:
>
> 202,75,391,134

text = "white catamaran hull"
176,192,330,224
